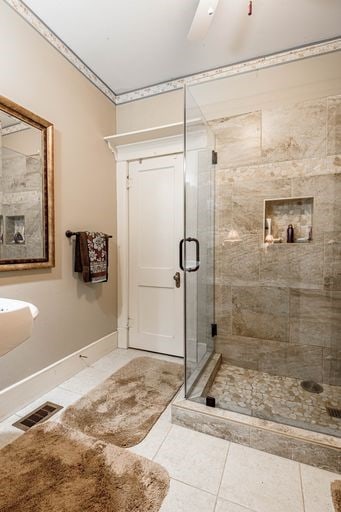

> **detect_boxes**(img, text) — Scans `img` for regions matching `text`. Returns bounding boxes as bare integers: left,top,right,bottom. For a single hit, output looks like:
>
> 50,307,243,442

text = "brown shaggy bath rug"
332,480,341,512
62,356,183,447
0,422,169,512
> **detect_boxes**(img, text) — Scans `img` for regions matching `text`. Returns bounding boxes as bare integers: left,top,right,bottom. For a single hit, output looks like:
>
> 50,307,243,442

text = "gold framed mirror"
0,96,54,271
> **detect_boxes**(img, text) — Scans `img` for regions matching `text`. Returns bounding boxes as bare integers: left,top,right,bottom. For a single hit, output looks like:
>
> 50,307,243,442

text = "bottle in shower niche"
308,225,312,241
287,224,294,243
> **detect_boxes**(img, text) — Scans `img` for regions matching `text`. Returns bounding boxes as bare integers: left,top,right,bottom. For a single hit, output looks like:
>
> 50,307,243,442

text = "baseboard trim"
0,331,117,421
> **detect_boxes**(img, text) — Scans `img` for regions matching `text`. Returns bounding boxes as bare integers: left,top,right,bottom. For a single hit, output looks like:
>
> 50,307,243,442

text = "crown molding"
5,0,117,104
5,1,341,106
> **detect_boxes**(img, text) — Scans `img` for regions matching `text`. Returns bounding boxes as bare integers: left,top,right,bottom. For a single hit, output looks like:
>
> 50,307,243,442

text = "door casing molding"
107,135,184,348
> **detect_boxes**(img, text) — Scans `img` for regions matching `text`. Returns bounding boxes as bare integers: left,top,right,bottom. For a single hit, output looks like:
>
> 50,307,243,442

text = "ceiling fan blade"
187,0,220,42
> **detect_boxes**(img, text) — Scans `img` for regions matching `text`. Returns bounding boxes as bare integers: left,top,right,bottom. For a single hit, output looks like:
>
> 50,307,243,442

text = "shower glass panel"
184,87,215,397
184,50,341,437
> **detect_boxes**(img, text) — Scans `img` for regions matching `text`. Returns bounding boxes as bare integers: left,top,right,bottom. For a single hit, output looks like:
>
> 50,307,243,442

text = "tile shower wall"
212,95,341,386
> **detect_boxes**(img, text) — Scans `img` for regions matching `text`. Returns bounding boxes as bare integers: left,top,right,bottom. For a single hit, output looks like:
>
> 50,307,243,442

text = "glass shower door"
184,86,215,396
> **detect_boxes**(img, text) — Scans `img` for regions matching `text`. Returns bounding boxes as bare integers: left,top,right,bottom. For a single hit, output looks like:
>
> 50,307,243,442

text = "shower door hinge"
211,323,217,337
126,177,132,189
206,396,216,408
212,150,218,165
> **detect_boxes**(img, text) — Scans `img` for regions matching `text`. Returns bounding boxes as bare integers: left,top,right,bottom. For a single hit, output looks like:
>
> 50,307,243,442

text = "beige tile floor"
0,348,339,512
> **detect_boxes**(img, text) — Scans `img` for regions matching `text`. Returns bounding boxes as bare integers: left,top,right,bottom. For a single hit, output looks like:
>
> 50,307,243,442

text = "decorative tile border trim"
5,1,341,106
116,37,341,104
5,0,117,104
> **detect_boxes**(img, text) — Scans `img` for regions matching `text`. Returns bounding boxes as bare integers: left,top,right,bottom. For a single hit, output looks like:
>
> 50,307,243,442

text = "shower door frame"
183,86,217,398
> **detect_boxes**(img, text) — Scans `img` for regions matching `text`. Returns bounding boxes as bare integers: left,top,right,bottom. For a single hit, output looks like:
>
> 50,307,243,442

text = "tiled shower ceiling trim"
5,1,341,105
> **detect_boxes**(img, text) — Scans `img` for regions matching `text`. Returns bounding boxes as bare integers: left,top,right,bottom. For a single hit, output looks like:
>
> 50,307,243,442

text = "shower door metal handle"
179,239,185,271
179,237,200,272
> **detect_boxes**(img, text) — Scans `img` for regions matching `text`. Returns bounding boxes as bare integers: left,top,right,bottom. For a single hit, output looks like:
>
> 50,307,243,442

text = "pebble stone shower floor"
207,363,341,437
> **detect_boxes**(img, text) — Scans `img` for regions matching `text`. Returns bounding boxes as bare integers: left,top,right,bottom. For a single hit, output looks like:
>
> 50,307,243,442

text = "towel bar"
65,230,112,239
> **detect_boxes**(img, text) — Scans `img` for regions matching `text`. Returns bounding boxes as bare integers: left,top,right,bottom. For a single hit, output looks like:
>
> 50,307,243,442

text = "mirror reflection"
0,96,54,271
0,109,47,263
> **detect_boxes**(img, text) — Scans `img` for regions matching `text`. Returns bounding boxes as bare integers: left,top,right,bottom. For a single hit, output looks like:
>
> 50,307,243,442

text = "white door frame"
107,135,184,349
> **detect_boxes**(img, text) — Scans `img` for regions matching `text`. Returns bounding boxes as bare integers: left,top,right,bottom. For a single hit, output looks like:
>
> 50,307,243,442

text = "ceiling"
22,0,341,95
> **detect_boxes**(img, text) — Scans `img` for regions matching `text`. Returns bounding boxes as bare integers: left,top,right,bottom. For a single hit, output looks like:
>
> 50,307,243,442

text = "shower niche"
264,196,314,243
5,216,26,245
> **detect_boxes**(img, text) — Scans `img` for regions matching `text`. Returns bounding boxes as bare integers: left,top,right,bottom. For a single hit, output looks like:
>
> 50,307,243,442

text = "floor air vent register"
12,402,63,431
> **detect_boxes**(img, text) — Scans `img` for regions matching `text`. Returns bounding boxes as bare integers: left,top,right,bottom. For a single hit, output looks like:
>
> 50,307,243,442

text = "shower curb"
172,388,341,473
189,353,222,400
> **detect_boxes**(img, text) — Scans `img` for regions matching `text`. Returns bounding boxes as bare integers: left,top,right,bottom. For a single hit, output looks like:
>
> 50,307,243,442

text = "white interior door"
128,154,184,357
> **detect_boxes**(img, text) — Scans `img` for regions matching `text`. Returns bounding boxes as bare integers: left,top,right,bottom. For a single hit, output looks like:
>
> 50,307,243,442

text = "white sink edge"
0,298,39,319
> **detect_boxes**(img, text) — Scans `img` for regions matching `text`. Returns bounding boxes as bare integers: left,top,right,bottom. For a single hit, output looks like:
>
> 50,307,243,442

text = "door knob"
173,272,181,288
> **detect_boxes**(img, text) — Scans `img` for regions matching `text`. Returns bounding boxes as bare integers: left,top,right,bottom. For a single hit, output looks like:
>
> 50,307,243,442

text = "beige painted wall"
0,1,117,389
116,89,183,133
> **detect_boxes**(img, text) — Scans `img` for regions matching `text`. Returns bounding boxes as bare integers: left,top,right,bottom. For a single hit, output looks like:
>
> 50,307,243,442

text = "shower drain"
300,380,324,394
326,407,341,419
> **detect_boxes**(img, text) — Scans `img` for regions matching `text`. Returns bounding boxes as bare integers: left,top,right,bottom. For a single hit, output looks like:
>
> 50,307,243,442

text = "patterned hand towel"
75,232,109,283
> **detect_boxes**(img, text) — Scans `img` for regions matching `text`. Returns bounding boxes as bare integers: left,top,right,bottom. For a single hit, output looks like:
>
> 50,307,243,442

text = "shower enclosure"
183,48,341,442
